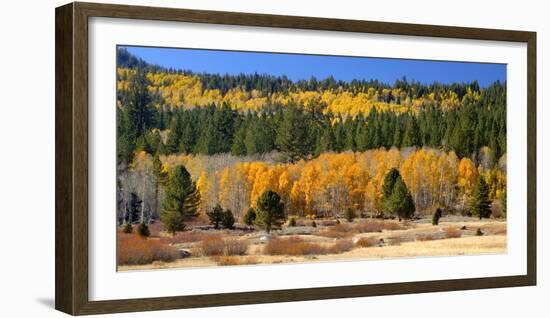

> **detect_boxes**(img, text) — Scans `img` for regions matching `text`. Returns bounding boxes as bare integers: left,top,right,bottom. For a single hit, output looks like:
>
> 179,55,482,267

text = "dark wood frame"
55,1,537,315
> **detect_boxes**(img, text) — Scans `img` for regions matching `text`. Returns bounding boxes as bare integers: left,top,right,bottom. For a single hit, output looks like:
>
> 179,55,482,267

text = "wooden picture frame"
55,1,537,315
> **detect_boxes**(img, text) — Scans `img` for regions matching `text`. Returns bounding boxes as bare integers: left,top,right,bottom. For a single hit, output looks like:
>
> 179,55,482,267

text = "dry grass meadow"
117,216,507,271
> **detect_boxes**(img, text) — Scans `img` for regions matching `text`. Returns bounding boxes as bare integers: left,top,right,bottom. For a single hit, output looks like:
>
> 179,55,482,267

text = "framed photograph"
55,2,536,315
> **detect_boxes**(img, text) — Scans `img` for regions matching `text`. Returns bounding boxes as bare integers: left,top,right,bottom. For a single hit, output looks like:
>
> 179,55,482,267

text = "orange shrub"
444,227,463,238
264,236,325,255
355,219,384,233
326,239,354,254
355,237,378,248
416,233,440,241
147,222,164,237
213,256,259,266
318,224,356,238
197,235,226,256
224,239,249,256
196,235,249,256
382,221,406,231
265,236,354,256
117,234,180,265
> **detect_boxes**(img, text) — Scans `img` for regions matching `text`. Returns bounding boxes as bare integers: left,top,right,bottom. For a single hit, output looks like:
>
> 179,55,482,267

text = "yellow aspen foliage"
117,67,478,117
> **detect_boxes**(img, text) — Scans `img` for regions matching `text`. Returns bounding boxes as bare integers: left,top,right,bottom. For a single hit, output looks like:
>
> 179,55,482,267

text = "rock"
259,235,270,243
178,249,191,258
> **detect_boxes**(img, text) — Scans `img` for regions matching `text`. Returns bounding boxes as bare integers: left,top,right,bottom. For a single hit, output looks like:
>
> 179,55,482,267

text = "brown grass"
146,222,164,237
444,227,463,238
415,233,440,241
385,235,407,246
196,235,249,256
224,239,249,256
383,221,407,231
160,231,213,245
212,256,259,266
318,224,355,238
355,219,384,233
264,236,354,256
264,236,326,255
318,219,339,226
354,237,379,248
326,239,354,253
117,233,180,265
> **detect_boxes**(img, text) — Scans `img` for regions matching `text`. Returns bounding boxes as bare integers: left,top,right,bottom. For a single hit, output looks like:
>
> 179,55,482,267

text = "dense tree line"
116,50,506,166
118,89,506,165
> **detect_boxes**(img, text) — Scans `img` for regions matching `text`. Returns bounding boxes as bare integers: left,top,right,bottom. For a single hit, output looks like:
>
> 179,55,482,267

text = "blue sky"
123,46,506,87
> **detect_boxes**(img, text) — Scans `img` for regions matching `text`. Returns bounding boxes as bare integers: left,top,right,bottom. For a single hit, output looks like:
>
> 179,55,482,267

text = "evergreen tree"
243,208,257,226
125,192,142,224
276,105,314,163
152,152,167,218
402,115,421,148
244,121,259,155
255,190,285,233
231,125,248,156
355,120,369,152
161,165,201,234
470,177,492,219
221,209,235,229
382,168,401,200
207,204,224,229
385,177,415,221
344,207,356,223
136,222,150,237
121,67,154,158
165,115,183,153
316,125,335,154
432,207,442,225
392,124,403,148
178,123,196,154
194,117,218,155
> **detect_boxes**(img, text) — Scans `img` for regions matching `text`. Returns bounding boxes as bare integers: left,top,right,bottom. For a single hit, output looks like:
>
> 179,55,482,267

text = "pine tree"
355,120,369,152
276,105,313,163
316,126,335,154
392,124,403,148
470,177,492,219
221,209,235,229
123,67,154,142
384,177,415,221
207,204,224,229
402,116,421,148
161,165,201,234
382,168,401,200
255,190,285,233
126,192,142,224
231,125,248,156
432,207,442,225
243,208,256,226
178,123,196,154
137,222,150,237
244,121,259,155
152,153,167,218
344,207,356,223
165,115,183,153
